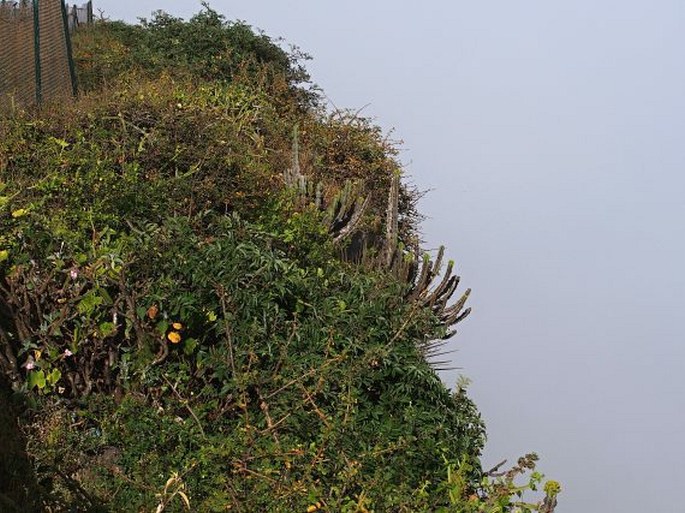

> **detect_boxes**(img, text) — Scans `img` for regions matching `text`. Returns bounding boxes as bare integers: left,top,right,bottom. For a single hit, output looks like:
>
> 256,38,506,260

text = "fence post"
87,0,92,23
32,0,42,105
60,0,77,96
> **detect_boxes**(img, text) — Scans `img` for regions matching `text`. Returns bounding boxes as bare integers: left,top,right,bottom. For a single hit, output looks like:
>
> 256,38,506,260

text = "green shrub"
72,4,314,107
10,214,484,511
0,7,559,512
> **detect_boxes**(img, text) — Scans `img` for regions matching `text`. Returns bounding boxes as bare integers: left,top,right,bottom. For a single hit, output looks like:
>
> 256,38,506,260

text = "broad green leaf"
47,368,62,385
28,370,46,390
183,337,198,355
78,290,104,315
156,320,169,335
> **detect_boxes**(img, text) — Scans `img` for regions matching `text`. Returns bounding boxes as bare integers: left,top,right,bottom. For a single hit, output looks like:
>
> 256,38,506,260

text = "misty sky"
93,2,685,511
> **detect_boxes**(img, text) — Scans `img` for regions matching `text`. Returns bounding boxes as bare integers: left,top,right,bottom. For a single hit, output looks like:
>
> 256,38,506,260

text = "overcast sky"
94,2,685,511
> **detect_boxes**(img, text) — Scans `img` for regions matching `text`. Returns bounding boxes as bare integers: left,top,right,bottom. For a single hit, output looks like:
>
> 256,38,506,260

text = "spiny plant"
283,125,371,244
284,129,472,367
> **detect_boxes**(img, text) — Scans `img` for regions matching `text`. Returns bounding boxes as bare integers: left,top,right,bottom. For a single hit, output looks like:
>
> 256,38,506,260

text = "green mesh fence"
0,0,82,111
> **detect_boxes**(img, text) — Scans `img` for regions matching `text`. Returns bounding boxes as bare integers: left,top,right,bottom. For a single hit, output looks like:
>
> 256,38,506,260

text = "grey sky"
94,1,685,511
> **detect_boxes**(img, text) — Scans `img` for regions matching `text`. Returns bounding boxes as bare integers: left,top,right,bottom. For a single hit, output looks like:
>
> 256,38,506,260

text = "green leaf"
136,306,147,319
156,320,169,336
49,136,70,149
47,368,62,386
98,287,113,304
78,290,104,315
98,321,117,338
28,370,46,390
183,337,198,355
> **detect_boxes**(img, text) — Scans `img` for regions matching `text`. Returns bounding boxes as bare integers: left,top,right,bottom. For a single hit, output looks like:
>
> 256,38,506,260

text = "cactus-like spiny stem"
285,123,472,345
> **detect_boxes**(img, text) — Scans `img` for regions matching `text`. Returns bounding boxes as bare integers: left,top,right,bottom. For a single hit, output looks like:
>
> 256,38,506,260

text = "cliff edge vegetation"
0,6,559,512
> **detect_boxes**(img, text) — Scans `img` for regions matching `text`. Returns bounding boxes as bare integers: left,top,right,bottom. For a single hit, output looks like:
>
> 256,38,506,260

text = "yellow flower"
11,208,27,218
147,305,159,319
172,322,183,330
306,503,322,513
167,331,182,344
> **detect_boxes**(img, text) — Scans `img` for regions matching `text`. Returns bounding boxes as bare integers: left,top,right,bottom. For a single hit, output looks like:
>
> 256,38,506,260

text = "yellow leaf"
177,490,191,510
164,475,176,491
11,208,27,218
0,250,8,262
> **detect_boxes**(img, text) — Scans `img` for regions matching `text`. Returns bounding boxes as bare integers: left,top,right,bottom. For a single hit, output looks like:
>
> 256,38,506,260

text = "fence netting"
0,0,86,111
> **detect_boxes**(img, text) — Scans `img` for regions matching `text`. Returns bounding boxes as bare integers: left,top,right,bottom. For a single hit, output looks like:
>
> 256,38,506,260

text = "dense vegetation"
0,7,559,512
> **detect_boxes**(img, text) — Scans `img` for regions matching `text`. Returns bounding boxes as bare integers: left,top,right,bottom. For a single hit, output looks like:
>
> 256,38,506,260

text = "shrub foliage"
0,6,558,512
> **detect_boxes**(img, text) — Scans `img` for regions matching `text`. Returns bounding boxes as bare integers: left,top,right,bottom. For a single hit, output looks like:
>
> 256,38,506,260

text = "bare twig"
257,388,281,448
299,383,331,429
264,356,341,401
162,375,206,439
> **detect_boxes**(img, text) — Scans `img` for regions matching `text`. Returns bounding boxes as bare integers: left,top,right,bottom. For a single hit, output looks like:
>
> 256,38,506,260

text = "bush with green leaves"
74,4,313,103
3,211,482,511
0,6,559,512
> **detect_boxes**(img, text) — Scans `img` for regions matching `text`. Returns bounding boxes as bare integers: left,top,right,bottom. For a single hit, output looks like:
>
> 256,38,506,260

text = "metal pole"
32,0,41,105
60,0,77,96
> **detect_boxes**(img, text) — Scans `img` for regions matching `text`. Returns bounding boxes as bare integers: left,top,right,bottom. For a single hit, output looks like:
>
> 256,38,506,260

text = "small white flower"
70,268,78,280
25,360,35,370
63,349,73,357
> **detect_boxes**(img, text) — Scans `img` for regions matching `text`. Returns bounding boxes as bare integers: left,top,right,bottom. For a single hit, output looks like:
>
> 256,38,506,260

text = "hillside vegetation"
0,7,559,512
